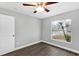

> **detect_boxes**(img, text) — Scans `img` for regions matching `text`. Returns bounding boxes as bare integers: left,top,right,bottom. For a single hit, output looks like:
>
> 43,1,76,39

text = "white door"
0,14,15,55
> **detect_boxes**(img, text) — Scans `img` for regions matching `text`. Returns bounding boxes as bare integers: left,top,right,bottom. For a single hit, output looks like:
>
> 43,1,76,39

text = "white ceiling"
0,2,79,19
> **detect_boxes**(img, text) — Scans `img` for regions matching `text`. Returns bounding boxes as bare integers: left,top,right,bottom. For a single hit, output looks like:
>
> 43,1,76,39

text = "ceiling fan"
22,2,58,13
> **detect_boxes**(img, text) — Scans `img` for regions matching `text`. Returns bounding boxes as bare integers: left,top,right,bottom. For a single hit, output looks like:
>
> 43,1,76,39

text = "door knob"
13,35,15,37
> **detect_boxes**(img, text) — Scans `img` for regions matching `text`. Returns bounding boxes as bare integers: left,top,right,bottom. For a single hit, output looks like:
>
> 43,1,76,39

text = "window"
51,19,71,42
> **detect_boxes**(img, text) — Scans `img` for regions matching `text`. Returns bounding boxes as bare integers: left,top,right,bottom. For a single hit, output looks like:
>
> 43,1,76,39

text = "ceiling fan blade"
44,8,50,12
33,10,37,13
45,2,58,5
23,3,36,6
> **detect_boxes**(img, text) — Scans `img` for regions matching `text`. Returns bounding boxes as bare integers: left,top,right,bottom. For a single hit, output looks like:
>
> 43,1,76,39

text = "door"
0,14,15,55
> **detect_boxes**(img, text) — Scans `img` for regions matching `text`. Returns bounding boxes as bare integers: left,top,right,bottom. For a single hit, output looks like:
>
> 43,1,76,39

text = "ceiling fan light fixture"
36,6,44,12
22,2,58,13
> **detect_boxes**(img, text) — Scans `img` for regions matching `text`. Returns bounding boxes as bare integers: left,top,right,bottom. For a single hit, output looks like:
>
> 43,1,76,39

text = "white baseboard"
14,41,41,51
2,40,79,55
1,41,41,56
42,40,79,54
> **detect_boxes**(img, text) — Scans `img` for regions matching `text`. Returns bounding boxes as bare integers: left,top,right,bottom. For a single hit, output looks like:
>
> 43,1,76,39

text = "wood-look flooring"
3,42,79,56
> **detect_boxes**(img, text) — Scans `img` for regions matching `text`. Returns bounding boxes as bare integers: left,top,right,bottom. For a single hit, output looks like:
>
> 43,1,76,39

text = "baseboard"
14,41,41,51
42,40,79,54
1,41,41,56
2,40,79,55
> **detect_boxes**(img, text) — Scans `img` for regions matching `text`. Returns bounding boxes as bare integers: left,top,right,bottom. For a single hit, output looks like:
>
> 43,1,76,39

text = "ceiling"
0,2,79,19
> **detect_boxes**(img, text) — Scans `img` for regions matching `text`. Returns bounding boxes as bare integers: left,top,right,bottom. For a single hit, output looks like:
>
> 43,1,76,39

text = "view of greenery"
51,19,71,42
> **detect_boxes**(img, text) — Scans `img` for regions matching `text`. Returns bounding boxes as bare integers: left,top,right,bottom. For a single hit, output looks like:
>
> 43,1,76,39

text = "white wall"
0,8,41,48
42,9,79,51
0,6,79,54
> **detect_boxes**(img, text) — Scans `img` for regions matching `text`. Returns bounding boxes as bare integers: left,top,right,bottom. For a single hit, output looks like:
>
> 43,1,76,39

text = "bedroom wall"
42,9,79,52
0,8,41,48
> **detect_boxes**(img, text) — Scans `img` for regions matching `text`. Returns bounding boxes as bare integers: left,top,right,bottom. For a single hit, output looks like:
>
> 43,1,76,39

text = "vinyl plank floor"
3,42,79,56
